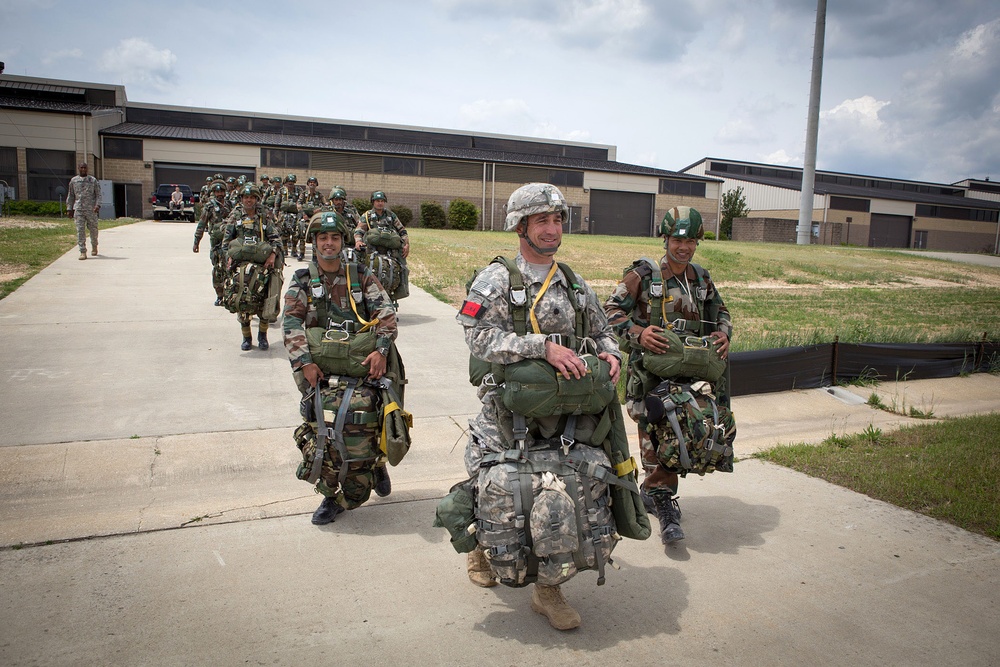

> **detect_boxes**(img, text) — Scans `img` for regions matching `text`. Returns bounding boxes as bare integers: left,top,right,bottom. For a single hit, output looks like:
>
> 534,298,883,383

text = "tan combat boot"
466,546,497,588
531,584,581,630
91,245,98,256
79,252,86,260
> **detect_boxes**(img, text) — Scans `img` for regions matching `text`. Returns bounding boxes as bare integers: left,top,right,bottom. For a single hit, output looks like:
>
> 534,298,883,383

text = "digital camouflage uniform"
194,194,231,299
604,257,732,496
458,254,622,476
222,204,283,334
283,260,397,509
66,174,101,255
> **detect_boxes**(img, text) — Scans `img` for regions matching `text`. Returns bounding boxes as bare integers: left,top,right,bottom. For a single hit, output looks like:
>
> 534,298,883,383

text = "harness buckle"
509,286,527,307
323,328,349,342
684,336,708,348
243,236,256,245
547,333,566,348
560,434,575,455
649,283,663,298
671,318,688,332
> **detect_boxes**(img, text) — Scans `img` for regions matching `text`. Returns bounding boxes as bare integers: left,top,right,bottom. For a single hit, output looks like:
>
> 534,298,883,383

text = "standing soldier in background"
274,174,299,260
192,182,231,306
225,176,240,209
325,186,362,254
355,191,410,305
603,206,733,545
66,162,101,260
259,174,275,206
296,176,325,261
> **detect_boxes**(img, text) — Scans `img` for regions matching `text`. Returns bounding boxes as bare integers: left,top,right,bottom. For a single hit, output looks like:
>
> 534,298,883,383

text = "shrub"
352,198,372,215
2,200,64,217
392,204,414,227
703,231,716,240
420,201,447,229
448,199,479,230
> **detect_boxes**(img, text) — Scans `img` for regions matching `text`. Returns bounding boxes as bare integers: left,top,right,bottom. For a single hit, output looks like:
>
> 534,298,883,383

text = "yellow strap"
346,263,378,331
379,401,413,455
529,262,559,334
614,456,638,477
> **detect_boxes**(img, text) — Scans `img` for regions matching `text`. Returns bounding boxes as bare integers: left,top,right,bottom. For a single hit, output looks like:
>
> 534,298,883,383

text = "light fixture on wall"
144,163,151,169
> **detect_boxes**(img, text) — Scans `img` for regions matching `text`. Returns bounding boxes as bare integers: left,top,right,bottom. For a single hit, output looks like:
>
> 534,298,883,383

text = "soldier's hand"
355,240,364,250
67,209,73,218
709,331,730,360
302,363,324,388
402,243,410,259
638,325,670,353
363,350,387,380
545,341,586,380
193,242,200,253
598,352,621,385
264,252,276,269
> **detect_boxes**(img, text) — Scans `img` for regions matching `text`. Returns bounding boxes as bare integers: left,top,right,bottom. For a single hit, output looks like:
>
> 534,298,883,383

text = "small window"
383,157,423,176
104,137,143,160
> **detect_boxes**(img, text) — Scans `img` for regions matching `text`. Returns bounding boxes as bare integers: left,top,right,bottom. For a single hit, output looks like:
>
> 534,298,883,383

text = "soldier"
199,176,214,211
259,174,273,202
325,186,362,251
456,183,622,631
603,206,732,544
283,211,398,524
222,183,284,351
192,182,232,306
355,190,410,305
66,162,101,260
274,174,299,259
296,176,325,261
225,176,239,208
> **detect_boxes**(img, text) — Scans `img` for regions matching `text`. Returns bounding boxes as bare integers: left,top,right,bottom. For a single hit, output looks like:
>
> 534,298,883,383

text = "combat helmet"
330,186,347,200
659,206,704,240
306,176,318,185
237,175,247,185
239,183,262,199
306,210,349,241
504,183,568,231
371,190,387,203
285,174,297,184
260,174,270,182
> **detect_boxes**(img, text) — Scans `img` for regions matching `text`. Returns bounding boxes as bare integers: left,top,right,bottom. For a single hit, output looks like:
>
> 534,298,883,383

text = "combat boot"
373,464,391,497
257,332,269,350
91,245,97,256
466,546,497,588
214,297,222,307
79,252,87,260
531,584,581,630
311,496,345,525
641,489,656,515
652,494,684,544
240,336,252,351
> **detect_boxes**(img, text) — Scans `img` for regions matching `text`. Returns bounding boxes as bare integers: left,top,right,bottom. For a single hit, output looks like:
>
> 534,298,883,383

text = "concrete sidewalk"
1,221,998,666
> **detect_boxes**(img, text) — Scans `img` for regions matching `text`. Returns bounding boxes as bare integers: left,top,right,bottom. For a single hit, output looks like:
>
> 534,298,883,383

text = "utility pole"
797,0,827,245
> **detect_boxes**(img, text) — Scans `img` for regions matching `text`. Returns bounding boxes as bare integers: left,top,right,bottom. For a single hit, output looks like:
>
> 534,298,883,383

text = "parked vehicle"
151,183,197,222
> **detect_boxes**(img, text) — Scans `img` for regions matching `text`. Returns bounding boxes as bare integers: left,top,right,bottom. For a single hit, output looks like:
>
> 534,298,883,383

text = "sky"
3,0,999,185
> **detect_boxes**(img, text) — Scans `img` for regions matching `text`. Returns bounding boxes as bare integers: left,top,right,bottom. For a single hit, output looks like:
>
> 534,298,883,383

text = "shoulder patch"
460,300,485,319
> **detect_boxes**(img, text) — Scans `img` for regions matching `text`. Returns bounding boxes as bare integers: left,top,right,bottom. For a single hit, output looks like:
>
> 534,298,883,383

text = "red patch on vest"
460,300,484,318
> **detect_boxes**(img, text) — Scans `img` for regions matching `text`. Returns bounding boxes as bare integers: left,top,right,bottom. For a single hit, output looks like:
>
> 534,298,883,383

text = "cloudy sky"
3,0,998,184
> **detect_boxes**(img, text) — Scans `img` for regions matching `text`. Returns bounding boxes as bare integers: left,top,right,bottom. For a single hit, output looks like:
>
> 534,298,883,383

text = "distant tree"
420,201,447,229
352,198,372,215
448,199,479,230
720,186,750,240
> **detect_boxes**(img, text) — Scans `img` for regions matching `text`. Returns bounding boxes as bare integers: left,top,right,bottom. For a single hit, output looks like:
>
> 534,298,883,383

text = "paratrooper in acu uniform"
273,174,300,259
454,183,640,631
193,182,232,306
221,184,284,351
66,162,101,260
296,176,325,261
355,191,409,307
283,211,400,525
603,206,735,546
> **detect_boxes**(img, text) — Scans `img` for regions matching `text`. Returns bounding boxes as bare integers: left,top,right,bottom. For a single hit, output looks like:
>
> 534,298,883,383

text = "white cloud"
821,95,889,130
762,149,798,165
98,38,176,89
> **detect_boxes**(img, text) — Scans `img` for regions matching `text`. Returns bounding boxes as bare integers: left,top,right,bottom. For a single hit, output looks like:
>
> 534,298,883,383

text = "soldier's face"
78,164,88,177
316,231,343,260
333,198,345,212
666,236,698,265
373,199,386,213
242,194,258,210
523,211,563,254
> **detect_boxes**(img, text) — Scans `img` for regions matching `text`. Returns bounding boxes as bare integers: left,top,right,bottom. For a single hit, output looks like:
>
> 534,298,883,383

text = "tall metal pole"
797,0,827,245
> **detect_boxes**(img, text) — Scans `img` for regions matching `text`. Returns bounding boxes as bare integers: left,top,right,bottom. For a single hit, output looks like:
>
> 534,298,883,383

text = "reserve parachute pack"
226,216,275,264
304,262,377,378
223,262,281,321
644,379,736,476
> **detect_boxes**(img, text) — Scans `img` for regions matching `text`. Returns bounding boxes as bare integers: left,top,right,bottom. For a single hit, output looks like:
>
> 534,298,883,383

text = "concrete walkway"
1,221,998,666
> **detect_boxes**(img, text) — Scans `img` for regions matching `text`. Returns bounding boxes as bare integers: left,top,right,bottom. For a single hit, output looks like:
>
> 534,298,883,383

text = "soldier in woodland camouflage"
193,183,232,306
283,211,398,524
66,162,101,260
273,174,300,259
456,182,622,631
324,186,362,250
603,206,732,545
296,176,325,261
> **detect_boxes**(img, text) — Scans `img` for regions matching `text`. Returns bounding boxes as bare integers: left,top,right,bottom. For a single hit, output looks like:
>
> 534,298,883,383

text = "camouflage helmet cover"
226,176,237,184
211,182,226,192
213,173,223,180
660,206,704,240
504,183,568,231
239,184,262,199
285,173,297,183
330,187,347,200
307,210,350,240
237,175,247,185
260,174,270,181
205,176,213,183
306,176,318,185
371,190,388,203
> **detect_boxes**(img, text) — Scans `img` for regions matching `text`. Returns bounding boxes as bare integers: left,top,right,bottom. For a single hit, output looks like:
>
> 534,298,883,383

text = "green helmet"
237,175,247,185
307,210,349,241
214,173,223,181
239,184,262,199
285,174,297,183
205,176,213,183
212,183,226,193
260,174,270,182
226,176,237,184
306,176,318,185
371,190,387,203
504,183,568,231
330,187,347,200
659,206,704,240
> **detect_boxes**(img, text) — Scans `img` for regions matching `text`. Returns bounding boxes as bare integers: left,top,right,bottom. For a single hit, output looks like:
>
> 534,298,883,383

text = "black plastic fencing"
729,340,1000,396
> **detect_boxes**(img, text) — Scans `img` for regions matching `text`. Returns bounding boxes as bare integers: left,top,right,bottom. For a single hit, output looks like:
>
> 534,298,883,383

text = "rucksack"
643,379,736,476
223,262,273,316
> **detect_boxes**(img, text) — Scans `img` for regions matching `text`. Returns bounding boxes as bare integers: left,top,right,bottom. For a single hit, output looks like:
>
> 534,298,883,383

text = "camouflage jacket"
298,189,325,214
273,186,300,214
603,256,732,349
457,253,621,366
322,203,362,236
356,209,407,243
66,175,101,211
194,197,231,244
282,261,397,371
222,205,283,255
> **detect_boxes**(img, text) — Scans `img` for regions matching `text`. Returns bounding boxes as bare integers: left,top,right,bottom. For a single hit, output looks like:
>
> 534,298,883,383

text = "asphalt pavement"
0,221,998,666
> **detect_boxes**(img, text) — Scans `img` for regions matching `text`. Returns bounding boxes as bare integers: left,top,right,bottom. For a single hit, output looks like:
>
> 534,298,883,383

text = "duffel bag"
501,354,615,418
640,329,727,382
305,327,377,378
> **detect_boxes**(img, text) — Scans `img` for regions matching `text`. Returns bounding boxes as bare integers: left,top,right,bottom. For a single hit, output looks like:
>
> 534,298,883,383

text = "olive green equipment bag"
365,250,402,295
223,262,274,315
433,477,478,553
500,354,616,418
644,379,736,476
365,225,403,250
226,217,274,264
640,331,727,382
304,262,377,378
377,376,412,466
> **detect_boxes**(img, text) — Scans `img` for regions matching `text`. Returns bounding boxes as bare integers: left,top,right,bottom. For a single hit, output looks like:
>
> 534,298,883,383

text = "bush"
352,198,371,215
2,200,64,217
420,201,447,229
703,231,716,240
392,204,414,227
448,199,479,231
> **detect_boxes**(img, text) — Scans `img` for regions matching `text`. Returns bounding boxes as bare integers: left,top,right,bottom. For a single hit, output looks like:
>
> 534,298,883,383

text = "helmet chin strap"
518,229,560,256
665,241,689,266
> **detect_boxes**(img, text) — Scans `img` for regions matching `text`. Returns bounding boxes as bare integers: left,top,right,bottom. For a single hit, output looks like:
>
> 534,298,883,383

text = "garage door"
868,213,912,248
589,190,654,236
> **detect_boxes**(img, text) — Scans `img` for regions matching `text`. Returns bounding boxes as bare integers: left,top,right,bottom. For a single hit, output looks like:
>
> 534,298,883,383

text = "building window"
829,196,870,212
659,179,707,197
104,137,143,160
27,149,75,201
914,230,928,249
383,157,424,176
260,148,309,169
548,170,583,188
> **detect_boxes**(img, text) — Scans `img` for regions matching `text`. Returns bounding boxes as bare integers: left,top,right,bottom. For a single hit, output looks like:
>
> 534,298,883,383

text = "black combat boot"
641,489,656,515
214,296,222,307
652,494,684,544
373,465,391,497
240,336,252,351
311,496,345,525
257,331,269,350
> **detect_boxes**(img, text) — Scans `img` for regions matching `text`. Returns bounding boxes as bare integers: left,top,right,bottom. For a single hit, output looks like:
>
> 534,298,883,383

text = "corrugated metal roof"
0,96,119,114
101,121,710,180
0,81,86,95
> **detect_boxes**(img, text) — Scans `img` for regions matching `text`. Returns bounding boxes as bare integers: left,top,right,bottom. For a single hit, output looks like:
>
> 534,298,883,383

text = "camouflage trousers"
75,212,98,253
629,403,679,497
209,243,226,296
